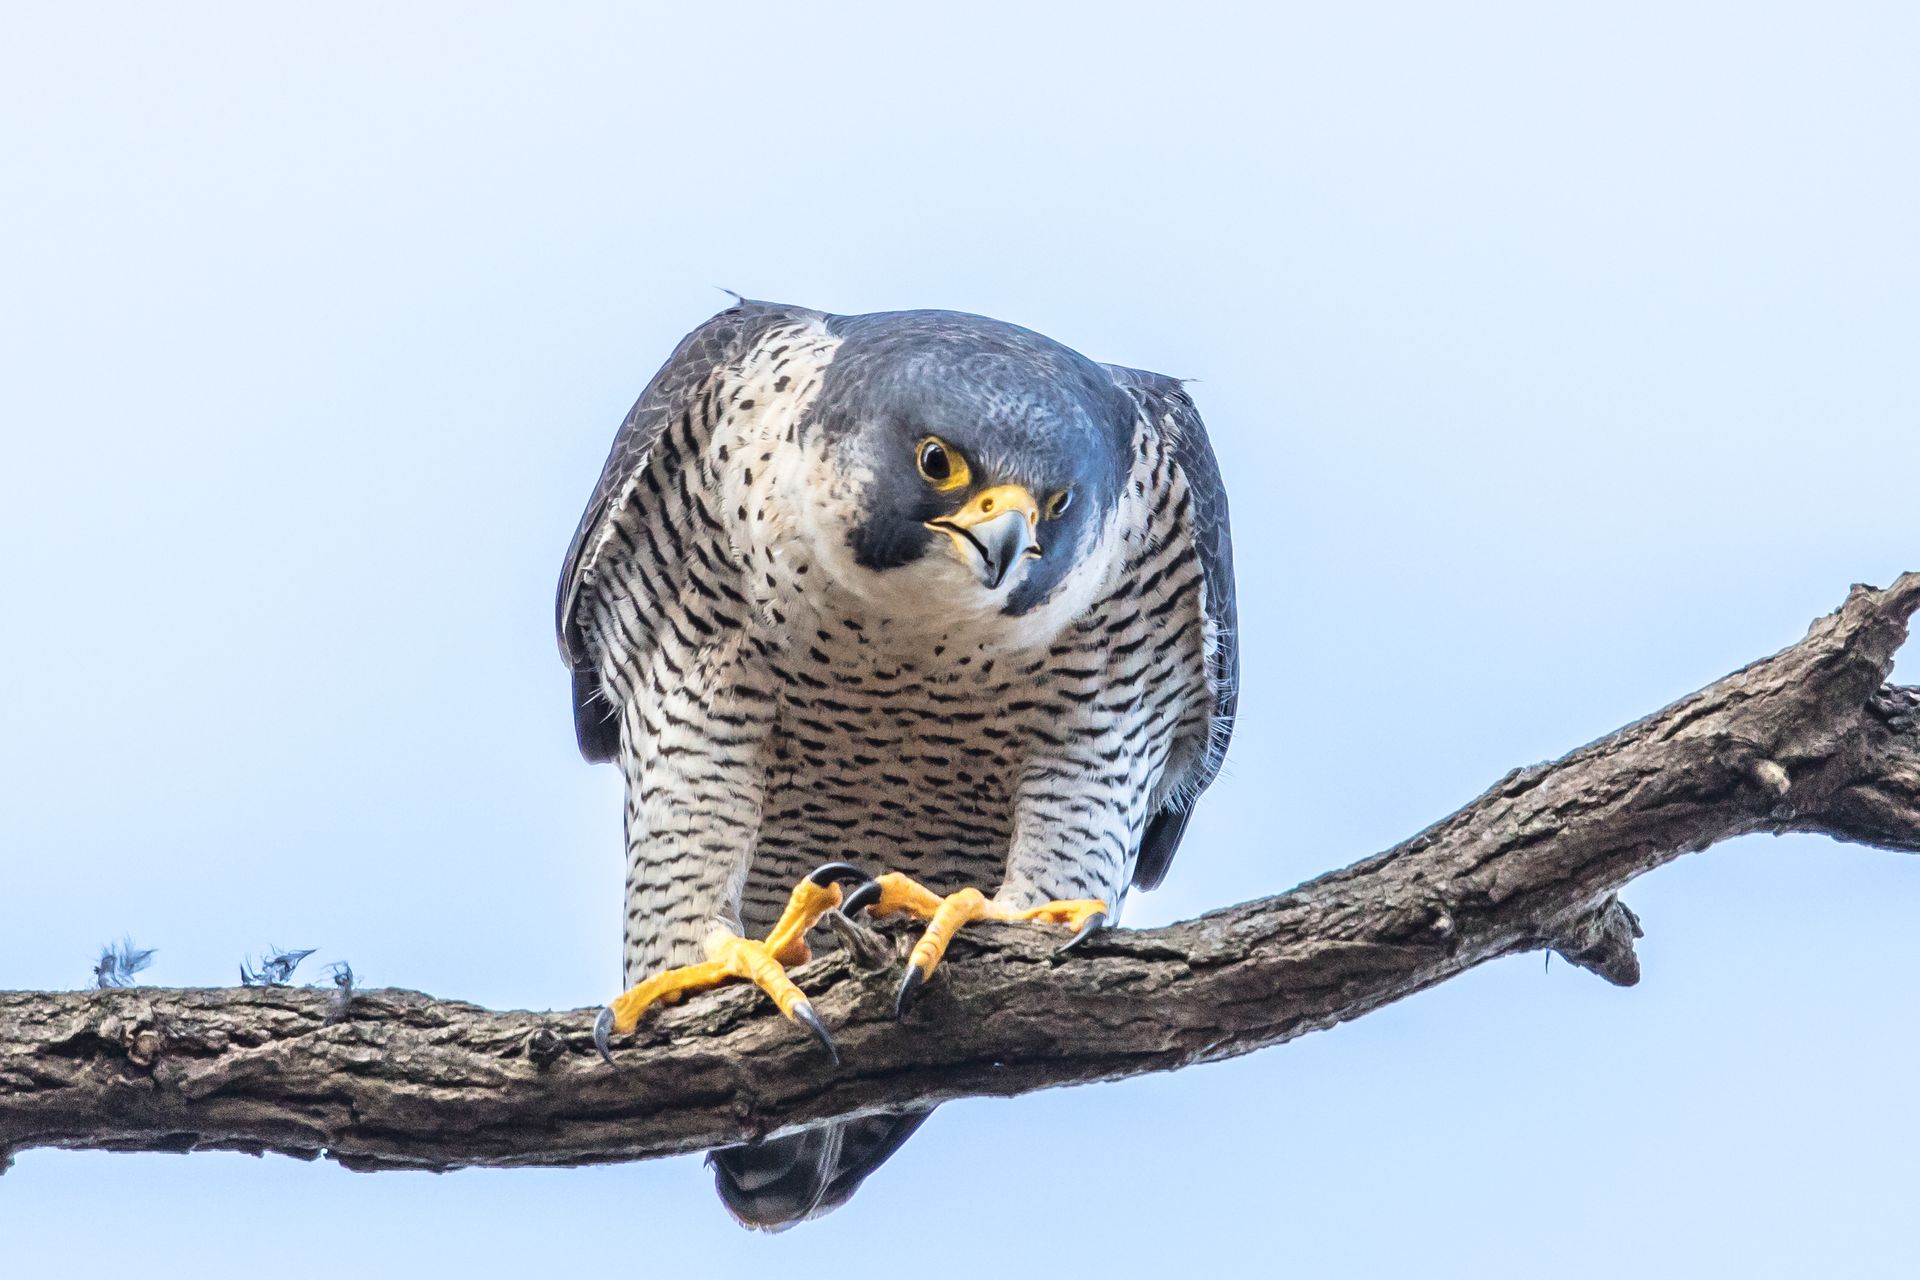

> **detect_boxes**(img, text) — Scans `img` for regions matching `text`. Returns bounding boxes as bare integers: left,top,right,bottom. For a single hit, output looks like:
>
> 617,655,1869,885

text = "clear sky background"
2,4,1916,1276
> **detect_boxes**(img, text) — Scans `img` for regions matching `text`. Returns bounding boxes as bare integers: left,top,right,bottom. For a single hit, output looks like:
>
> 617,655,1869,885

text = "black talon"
839,878,883,917
593,1007,617,1066
1056,911,1109,956
806,861,870,888
894,964,927,1019
790,1000,840,1065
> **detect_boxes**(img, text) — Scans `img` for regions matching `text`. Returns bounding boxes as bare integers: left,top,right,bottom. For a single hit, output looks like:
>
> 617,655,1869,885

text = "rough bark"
3,574,1916,1175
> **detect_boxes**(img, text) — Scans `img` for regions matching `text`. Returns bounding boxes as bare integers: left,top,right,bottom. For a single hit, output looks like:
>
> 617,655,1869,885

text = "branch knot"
1547,896,1644,987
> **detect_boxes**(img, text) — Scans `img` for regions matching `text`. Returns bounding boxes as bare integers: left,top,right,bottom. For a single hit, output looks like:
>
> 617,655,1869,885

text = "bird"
556,298,1237,1227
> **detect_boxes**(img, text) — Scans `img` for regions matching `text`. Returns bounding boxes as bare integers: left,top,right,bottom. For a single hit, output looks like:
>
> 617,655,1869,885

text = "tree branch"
4,574,1916,1175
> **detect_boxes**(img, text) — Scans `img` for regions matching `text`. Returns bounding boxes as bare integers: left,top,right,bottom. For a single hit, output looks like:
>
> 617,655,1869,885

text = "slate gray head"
803,309,1136,619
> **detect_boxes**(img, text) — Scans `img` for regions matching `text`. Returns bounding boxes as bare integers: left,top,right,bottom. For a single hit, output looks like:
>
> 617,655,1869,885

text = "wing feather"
1104,366,1239,890
555,299,814,760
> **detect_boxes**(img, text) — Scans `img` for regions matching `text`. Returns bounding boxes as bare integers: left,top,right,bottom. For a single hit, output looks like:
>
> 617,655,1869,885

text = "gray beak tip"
969,510,1040,590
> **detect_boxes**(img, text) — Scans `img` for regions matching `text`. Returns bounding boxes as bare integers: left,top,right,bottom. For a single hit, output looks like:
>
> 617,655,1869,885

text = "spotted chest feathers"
716,401,1215,937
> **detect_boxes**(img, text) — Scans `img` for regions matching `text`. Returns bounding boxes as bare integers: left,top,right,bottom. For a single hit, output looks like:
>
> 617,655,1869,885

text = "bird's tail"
709,1109,933,1230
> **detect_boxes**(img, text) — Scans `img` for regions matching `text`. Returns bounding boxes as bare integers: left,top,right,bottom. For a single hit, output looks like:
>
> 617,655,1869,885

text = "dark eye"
916,437,970,491
1045,489,1075,520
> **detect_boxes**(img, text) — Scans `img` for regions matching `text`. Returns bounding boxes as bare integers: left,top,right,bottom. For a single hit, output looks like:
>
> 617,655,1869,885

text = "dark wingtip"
790,1001,839,1065
593,1007,617,1066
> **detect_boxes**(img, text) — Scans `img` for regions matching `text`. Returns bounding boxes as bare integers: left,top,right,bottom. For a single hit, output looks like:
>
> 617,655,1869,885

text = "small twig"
323,962,356,1025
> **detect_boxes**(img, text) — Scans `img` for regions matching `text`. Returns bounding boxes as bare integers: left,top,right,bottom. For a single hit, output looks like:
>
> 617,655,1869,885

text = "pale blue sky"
2,3,1916,1276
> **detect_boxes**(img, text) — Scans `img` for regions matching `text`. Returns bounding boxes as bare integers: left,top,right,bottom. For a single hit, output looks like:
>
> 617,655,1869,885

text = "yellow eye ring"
1045,489,1075,520
916,437,971,492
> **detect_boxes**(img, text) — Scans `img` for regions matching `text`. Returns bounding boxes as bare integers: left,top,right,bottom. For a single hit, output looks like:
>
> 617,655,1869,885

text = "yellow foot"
848,872,1108,1016
593,862,870,1065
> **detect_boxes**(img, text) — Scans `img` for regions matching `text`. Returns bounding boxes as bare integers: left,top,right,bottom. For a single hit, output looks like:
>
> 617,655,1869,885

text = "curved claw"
839,877,883,918
789,1000,840,1065
1055,911,1109,956
806,861,871,888
592,1006,617,1066
894,964,927,1019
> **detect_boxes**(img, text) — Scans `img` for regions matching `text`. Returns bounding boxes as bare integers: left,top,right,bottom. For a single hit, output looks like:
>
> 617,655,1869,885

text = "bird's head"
796,311,1133,635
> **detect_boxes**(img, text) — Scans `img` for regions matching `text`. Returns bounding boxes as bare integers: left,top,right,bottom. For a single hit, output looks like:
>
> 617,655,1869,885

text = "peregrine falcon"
557,299,1237,1226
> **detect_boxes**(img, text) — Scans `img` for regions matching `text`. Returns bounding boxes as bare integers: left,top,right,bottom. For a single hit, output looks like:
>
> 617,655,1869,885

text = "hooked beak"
927,484,1042,590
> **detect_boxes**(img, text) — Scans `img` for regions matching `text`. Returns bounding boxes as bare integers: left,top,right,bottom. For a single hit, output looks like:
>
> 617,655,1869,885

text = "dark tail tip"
709,1110,934,1230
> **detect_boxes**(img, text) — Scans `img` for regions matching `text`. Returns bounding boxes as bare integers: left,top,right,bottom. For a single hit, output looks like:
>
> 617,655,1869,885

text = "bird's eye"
916,437,970,491
1045,489,1075,520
